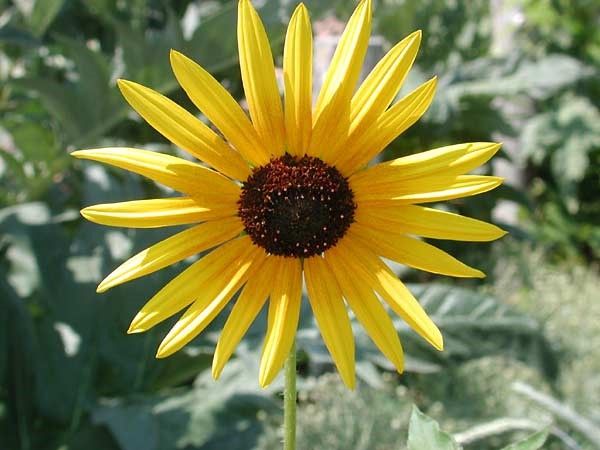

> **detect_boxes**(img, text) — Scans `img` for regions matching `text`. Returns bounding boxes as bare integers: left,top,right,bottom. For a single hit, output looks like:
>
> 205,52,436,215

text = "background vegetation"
1,0,598,448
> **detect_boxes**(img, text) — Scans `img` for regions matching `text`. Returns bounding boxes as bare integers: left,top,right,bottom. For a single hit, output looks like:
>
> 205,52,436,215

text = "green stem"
283,339,297,450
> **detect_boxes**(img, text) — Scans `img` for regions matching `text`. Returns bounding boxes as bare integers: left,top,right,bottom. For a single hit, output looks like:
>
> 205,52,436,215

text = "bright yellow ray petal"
350,30,421,136
349,224,484,278
354,175,504,205
356,205,507,242
117,79,250,180
97,217,244,293
259,257,302,388
325,246,404,373
71,148,240,201
335,77,437,174
156,244,266,358
127,236,256,333
212,256,278,379
335,237,443,351
310,0,372,161
283,3,313,157
350,142,502,185
238,0,285,157
80,197,234,228
304,255,356,389
170,50,269,166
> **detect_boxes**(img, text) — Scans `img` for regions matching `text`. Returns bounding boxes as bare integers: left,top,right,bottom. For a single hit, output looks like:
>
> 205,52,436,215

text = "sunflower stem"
283,339,297,450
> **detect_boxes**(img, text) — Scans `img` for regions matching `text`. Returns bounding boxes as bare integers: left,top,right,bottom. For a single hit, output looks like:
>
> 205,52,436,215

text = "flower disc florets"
238,154,356,257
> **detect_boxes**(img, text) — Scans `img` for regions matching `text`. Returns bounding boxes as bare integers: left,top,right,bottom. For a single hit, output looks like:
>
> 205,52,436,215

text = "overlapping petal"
353,175,504,204
170,50,269,166
117,79,250,180
128,236,258,334
350,224,484,278
334,77,437,174
155,242,266,358
304,255,355,388
238,0,285,156
310,0,372,161
80,197,235,228
72,148,239,201
350,142,502,184
97,217,244,293
212,256,278,379
283,4,313,157
356,205,506,241
326,247,405,373
259,257,302,387
332,237,443,351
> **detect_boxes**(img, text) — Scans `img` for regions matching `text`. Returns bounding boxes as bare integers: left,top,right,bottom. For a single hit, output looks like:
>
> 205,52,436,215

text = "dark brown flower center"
238,154,356,257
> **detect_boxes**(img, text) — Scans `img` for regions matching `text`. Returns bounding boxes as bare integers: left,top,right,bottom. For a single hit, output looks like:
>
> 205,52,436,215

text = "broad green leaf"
28,0,65,36
513,382,600,447
401,284,559,380
501,430,548,450
408,406,461,450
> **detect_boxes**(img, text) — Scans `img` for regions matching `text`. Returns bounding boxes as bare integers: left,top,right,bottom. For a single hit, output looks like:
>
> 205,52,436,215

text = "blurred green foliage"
1,0,599,449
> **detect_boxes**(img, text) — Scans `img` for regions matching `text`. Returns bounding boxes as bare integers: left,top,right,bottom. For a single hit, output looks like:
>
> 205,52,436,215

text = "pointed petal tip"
341,374,357,390
211,363,223,380
127,315,146,334
258,376,271,389
407,29,422,43
169,48,184,62
293,2,308,17
155,342,174,359
79,207,93,221
95,283,109,294
127,326,144,335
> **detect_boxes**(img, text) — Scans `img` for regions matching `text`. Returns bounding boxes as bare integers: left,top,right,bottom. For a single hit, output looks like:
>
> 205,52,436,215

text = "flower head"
73,0,505,388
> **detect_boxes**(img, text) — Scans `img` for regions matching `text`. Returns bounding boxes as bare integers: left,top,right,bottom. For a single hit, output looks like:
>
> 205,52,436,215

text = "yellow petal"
170,50,269,166
354,175,504,205
350,142,501,185
117,79,250,180
310,0,372,161
81,197,234,228
349,224,484,278
350,30,421,136
326,245,404,373
259,257,302,387
128,236,256,333
212,255,277,379
304,255,355,389
238,0,285,156
356,205,507,242
283,3,313,157
335,77,437,174
335,237,443,351
156,244,266,358
97,217,244,293
72,148,240,201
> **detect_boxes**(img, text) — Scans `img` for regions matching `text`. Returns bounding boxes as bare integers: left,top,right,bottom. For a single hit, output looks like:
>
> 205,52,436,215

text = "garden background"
1,0,599,449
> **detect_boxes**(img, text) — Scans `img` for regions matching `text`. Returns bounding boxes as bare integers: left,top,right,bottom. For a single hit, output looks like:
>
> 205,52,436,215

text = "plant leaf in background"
407,406,461,450
500,429,549,450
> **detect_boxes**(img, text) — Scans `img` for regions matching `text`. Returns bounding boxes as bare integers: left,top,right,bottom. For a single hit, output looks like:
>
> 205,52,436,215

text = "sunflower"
73,0,505,389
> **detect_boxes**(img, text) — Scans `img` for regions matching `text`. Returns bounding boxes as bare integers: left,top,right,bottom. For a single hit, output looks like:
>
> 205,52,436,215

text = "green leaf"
513,382,600,447
28,0,65,36
500,430,548,450
408,406,461,450
400,284,559,380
